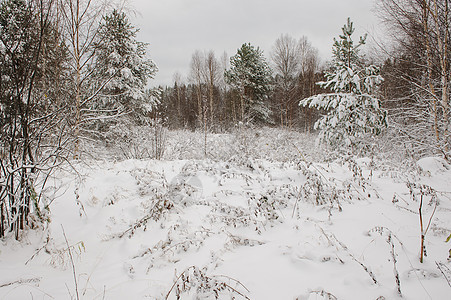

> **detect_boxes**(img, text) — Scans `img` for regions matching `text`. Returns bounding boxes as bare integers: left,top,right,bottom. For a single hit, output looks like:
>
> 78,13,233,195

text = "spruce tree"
225,43,272,124
300,18,387,151
93,9,157,121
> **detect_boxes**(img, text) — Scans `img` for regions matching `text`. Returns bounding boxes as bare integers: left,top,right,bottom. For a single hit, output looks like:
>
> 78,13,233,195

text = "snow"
1,129,450,299
417,157,450,176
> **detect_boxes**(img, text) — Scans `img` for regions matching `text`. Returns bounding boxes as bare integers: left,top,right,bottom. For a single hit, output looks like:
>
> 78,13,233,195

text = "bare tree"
431,0,449,153
270,35,320,129
220,51,240,125
173,72,183,124
298,36,320,131
271,34,301,127
189,50,205,127
202,50,221,127
58,0,106,156
377,0,450,158
220,51,229,92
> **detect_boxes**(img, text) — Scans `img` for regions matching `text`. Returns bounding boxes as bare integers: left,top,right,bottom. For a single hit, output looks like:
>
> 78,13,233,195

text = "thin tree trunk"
433,0,449,154
231,95,236,124
419,192,425,263
209,85,214,128
240,93,245,122
204,99,207,156
0,201,4,238
422,0,440,145
196,84,202,127
278,88,283,127
74,0,81,159
174,84,180,123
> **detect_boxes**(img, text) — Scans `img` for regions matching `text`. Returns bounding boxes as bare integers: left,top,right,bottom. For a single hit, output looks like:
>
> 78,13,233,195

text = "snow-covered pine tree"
93,9,158,122
225,43,273,124
300,18,387,151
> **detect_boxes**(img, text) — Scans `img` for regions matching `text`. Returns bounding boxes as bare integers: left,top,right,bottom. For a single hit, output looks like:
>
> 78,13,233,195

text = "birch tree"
189,50,205,127
378,0,450,158
202,50,220,127
271,34,301,127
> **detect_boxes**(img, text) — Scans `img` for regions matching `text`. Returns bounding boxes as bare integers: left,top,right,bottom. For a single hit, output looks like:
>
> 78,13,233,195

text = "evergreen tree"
300,18,387,150
93,9,158,122
0,0,37,109
225,43,272,124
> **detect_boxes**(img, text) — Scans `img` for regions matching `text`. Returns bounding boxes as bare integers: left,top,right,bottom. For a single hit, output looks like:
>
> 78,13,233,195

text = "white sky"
129,0,380,87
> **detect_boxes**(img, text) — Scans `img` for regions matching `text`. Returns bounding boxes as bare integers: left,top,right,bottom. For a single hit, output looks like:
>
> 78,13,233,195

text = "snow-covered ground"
1,128,450,299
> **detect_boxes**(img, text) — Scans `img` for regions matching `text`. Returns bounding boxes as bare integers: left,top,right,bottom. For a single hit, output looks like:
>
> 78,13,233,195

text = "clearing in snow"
1,129,450,299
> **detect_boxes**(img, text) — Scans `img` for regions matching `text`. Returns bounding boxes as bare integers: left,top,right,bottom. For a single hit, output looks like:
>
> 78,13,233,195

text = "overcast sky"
129,0,380,87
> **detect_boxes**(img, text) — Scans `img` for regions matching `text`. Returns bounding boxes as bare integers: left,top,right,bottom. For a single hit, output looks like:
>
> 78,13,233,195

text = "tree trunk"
209,82,214,128
197,85,202,127
433,0,449,154
240,93,245,122
73,0,81,159
422,0,440,145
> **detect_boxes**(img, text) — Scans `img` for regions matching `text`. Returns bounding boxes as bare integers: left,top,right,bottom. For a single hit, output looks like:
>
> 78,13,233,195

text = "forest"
0,0,450,299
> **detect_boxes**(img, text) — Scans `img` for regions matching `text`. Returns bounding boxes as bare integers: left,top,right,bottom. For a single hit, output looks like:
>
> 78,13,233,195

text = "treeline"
153,0,450,160
154,36,324,131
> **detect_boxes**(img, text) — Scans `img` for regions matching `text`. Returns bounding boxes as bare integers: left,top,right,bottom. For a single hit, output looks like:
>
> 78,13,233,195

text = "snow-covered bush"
93,125,320,162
